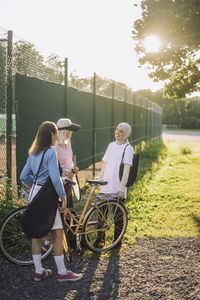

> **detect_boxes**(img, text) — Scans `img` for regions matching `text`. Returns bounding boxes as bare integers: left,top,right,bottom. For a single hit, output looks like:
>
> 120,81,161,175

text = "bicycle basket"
20,182,31,203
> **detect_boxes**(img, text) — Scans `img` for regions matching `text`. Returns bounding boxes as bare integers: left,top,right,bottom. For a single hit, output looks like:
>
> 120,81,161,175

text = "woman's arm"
20,156,34,185
98,161,106,180
118,163,131,198
48,149,66,198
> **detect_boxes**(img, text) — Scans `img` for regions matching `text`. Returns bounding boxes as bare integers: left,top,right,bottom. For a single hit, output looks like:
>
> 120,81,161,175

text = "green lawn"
124,139,200,244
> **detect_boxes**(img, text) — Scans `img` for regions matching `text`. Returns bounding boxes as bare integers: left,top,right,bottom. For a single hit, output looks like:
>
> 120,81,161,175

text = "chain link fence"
0,26,162,188
0,27,66,185
0,27,8,177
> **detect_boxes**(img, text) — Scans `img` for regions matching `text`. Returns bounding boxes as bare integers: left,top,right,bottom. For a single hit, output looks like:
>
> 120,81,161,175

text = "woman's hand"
63,170,73,179
117,191,125,199
73,167,79,175
59,197,67,213
63,167,79,180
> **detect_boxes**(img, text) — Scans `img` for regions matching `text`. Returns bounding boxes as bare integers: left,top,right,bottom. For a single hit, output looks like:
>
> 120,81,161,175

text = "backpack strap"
121,143,130,164
33,147,50,184
28,147,49,202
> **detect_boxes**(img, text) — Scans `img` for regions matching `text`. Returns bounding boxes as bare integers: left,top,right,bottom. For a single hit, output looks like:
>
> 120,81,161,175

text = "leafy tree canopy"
13,41,64,84
132,0,200,98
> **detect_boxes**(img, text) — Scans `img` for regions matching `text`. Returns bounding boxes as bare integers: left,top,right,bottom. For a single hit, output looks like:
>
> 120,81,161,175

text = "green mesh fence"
1,27,162,186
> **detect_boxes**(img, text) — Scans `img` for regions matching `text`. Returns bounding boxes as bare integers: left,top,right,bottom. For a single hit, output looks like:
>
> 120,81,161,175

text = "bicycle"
0,169,53,265
0,174,128,266
0,169,81,266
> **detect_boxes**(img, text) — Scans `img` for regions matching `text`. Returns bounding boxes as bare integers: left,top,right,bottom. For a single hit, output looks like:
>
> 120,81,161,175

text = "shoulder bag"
119,144,139,187
21,148,59,238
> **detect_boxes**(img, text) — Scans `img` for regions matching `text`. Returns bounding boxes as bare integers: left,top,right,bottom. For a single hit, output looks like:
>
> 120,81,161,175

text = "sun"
143,35,161,53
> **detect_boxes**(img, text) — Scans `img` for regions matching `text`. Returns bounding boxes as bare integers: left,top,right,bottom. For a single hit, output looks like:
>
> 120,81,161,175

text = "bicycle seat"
87,180,108,186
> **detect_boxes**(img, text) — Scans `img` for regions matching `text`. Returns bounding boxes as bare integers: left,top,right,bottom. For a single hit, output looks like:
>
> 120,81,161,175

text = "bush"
0,181,24,222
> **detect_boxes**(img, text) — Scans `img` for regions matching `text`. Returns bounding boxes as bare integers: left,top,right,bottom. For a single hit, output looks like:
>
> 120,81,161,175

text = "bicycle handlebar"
87,180,108,186
62,176,76,185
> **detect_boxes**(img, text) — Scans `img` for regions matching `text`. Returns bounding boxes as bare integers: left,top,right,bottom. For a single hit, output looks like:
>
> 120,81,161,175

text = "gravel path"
1,130,199,299
0,238,200,300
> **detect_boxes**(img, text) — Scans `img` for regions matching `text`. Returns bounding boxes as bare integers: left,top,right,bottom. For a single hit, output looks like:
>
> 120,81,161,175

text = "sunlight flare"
143,35,161,53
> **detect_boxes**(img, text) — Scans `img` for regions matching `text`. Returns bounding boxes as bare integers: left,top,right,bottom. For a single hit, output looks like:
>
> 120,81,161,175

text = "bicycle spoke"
83,200,127,252
0,207,53,265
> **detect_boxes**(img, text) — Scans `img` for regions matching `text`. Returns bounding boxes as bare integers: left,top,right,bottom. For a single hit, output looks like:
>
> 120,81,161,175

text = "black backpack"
119,144,139,187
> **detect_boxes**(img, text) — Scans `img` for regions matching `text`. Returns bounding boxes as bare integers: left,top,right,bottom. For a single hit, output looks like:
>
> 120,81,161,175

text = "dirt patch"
0,237,199,299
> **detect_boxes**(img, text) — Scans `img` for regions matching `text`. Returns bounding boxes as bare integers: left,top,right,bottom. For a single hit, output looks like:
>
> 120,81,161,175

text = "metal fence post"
6,30,13,197
6,31,13,175
64,58,68,117
92,72,96,178
111,80,115,139
124,85,127,121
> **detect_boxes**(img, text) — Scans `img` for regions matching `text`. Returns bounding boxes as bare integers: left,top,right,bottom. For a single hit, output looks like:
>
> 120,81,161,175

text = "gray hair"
117,122,131,139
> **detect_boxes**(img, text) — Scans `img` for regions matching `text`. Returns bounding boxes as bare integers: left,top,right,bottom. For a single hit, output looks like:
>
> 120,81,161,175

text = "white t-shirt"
100,142,134,194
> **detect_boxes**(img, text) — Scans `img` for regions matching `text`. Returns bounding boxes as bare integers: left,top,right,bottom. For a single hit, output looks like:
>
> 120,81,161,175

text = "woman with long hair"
53,118,80,208
20,121,83,282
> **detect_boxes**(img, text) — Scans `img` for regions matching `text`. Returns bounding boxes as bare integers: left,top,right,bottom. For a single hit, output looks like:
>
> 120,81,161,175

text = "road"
162,130,200,143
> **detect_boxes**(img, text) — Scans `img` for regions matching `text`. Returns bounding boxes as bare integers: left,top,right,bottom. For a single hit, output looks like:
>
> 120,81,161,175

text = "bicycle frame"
63,185,110,235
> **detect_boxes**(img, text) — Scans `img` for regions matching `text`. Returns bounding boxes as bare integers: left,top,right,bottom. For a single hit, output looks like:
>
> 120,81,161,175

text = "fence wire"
1,26,162,186
12,35,65,84
0,27,8,182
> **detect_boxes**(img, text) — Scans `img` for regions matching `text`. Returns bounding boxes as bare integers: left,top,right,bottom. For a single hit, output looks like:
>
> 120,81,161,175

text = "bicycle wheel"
0,206,53,265
83,199,128,252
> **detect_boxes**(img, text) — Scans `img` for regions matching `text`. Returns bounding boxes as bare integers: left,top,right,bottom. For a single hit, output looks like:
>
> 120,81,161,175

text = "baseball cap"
57,118,81,131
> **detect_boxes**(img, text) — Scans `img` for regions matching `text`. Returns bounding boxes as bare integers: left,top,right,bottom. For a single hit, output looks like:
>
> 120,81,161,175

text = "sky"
0,0,164,92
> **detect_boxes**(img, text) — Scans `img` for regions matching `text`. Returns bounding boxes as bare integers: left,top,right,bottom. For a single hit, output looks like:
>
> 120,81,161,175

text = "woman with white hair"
99,122,134,199
54,118,80,208
98,122,134,248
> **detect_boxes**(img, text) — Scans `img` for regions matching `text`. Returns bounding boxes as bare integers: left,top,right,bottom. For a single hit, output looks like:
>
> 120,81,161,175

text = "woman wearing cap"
98,122,134,247
54,118,81,208
20,121,83,282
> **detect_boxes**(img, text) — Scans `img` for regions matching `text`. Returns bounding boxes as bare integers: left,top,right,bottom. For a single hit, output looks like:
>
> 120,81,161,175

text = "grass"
75,137,200,255
124,139,200,244
2,136,199,258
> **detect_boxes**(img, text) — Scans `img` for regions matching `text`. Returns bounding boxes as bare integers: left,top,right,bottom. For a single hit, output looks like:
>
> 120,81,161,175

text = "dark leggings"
64,183,73,208
97,198,125,243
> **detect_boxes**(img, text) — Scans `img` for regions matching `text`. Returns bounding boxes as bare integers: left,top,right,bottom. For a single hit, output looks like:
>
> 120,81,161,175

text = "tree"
14,41,64,84
14,41,44,77
132,0,200,98
45,54,64,84
137,88,200,128
69,70,131,100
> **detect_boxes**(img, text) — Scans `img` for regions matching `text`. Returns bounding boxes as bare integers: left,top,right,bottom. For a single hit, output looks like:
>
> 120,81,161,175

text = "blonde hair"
29,121,57,155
